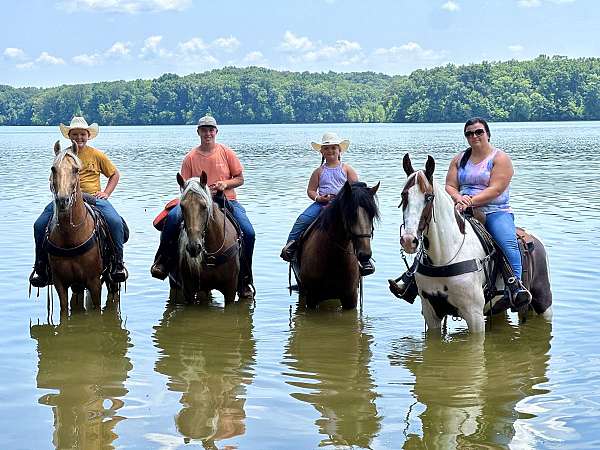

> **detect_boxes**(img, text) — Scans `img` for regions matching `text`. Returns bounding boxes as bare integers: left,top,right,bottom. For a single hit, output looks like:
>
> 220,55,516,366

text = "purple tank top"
457,149,512,214
318,163,347,196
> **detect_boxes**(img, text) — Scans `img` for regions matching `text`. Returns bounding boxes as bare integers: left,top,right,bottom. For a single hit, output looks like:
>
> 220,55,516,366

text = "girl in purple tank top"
280,132,358,261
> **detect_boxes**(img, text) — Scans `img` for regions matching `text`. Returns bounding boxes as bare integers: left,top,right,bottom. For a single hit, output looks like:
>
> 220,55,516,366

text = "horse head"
51,140,82,213
322,181,380,263
177,171,213,258
399,153,436,254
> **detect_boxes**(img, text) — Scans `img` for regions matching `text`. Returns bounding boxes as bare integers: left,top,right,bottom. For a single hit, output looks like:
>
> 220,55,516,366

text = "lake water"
1,122,599,449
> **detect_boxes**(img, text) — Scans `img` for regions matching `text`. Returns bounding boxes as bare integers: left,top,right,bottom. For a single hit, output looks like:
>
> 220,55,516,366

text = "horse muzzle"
186,241,203,258
54,195,72,211
401,233,419,254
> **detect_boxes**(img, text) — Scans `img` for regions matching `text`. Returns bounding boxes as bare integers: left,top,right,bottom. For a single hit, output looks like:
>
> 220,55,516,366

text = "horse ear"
403,153,415,176
200,171,208,186
54,140,61,155
342,180,352,197
370,181,380,196
176,172,185,188
424,155,435,184
70,140,78,154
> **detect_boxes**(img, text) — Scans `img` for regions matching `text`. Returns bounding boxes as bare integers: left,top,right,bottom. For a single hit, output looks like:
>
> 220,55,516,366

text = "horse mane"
316,182,380,232
53,146,82,170
181,177,214,219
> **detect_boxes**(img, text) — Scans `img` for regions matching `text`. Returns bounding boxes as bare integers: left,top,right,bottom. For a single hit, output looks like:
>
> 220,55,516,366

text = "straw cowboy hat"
311,132,350,152
59,116,99,140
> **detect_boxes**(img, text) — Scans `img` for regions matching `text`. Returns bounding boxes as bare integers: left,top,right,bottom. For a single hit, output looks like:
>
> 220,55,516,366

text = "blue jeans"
287,202,324,242
485,211,522,280
34,199,125,260
162,200,255,279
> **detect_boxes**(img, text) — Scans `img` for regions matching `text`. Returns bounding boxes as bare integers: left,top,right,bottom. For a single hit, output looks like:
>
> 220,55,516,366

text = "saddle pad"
153,198,180,231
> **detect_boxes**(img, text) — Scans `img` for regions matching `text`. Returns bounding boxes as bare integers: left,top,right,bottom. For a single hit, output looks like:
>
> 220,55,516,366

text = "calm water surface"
1,122,599,449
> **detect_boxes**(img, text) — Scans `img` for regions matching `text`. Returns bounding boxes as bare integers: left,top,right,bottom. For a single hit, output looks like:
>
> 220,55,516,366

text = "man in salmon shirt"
151,115,255,298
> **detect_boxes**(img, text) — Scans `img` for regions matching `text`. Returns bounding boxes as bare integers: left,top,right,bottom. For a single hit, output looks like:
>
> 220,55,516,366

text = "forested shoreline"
1,55,599,126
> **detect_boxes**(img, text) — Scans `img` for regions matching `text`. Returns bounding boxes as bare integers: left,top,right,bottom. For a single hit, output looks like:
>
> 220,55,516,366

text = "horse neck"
423,184,469,264
205,205,227,249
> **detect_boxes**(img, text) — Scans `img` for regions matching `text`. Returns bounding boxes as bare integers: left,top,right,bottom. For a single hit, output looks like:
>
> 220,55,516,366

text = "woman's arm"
307,167,328,203
445,154,463,202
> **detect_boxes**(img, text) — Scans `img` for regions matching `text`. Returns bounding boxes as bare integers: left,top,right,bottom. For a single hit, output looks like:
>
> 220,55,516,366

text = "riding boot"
388,270,418,304
505,276,532,311
359,258,376,276
280,240,297,263
150,244,172,280
111,254,128,283
29,256,50,288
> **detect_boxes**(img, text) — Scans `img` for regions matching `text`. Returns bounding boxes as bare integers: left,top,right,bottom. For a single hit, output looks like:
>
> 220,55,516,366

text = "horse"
399,153,552,333
47,141,119,313
292,181,380,310
172,171,240,304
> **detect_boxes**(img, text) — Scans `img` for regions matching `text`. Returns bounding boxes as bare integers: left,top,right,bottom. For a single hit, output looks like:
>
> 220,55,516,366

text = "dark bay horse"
172,172,240,304
293,181,380,309
399,154,552,333
47,141,119,313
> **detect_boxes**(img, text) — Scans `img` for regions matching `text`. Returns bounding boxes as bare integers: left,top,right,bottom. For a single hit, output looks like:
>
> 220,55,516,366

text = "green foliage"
1,56,600,125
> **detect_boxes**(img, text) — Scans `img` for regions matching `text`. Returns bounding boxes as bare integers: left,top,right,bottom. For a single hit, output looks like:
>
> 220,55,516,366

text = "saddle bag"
153,198,180,231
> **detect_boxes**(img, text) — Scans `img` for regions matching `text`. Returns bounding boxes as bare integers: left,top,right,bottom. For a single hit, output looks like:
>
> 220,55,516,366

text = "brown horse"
47,141,118,313
293,181,380,309
172,172,240,304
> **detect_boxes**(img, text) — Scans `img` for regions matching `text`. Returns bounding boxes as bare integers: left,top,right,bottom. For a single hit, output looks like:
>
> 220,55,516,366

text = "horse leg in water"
106,281,121,308
223,285,237,305
71,288,85,312
54,281,70,314
459,293,486,333
421,300,443,333
87,279,102,309
340,290,358,310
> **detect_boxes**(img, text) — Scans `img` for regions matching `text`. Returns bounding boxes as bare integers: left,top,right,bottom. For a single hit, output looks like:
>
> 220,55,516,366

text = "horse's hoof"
238,285,254,299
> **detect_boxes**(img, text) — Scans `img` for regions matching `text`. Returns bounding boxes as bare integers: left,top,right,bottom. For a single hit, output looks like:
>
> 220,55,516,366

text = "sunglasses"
464,128,486,138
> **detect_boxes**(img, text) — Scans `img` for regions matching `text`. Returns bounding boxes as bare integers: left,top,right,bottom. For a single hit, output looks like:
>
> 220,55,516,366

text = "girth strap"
46,231,97,257
203,241,240,267
416,258,481,277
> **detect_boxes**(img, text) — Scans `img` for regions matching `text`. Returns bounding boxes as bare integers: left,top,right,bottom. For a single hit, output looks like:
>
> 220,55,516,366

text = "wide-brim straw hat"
59,116,99,140
311,132,350,152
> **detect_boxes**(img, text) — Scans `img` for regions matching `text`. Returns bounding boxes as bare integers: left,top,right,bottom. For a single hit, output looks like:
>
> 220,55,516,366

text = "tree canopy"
1,55,600,126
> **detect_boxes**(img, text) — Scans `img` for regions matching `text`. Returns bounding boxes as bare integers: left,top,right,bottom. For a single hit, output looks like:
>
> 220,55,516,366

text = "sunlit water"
1,122,599,449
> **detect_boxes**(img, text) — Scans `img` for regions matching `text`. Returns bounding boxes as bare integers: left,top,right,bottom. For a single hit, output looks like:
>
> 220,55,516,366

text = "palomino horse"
293,181,380,309
172,172,240,304
48,141,119,313
399,154,552,333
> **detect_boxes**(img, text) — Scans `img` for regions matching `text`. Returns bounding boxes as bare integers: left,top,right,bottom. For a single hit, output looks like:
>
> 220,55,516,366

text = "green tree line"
1,55,599,126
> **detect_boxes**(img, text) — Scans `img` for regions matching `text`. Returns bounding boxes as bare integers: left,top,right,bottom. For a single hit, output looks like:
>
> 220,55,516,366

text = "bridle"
50,158,88,229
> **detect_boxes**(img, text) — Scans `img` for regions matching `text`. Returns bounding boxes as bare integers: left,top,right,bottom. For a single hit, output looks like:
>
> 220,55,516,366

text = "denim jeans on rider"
485,211,522,280
34,199,125,259
287,202,324,243
162,200,255,267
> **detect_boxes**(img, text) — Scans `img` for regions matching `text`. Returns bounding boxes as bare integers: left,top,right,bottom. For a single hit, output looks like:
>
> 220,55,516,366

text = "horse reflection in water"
284,307,381,447
153,299,255,448
29,302,131,449
391,318,552,449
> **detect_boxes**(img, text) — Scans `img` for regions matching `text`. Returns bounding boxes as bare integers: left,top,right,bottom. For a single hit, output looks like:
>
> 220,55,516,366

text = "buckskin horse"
399,154,552,333
170,172,241,304
292,181,380,309
47,141,120,313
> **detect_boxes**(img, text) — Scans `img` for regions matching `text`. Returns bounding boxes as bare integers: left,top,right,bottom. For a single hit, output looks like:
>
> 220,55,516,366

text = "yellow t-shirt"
77,145,117,194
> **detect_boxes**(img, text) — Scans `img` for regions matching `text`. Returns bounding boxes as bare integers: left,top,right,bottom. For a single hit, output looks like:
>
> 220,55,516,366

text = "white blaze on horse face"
180,178,213,257
52,150,81,211
401,173,427,254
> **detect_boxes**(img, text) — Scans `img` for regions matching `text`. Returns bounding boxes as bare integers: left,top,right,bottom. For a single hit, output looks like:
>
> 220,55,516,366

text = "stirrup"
388,275,418,304
111,264,128,283
151,261,169,280
359,259,375,276
29,268,49,288
280,240,297,262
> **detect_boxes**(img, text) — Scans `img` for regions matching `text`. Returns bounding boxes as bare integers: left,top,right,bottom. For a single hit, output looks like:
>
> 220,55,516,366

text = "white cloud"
3,47,27,60
73,53,103,65
212,36,240,52
16,62,35,70
518,0,575,6
139,35,171,59
302,40,362,62
106,41,131,57
242,51,267,66
442,1,460,11
71,41,131,66
508,44,524,52
373,42,446,61
178,37,208,53
279,31,314,52
36,52,65,65
57,0,192,13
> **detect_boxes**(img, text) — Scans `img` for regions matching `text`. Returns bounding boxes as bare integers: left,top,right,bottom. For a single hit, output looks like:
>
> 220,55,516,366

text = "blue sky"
1,0,597,87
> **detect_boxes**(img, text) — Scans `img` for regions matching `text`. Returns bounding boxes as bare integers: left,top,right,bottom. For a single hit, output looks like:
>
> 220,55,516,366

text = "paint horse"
171,172,241,304
399,154,552,333
292,181,380,309
47,141,120,313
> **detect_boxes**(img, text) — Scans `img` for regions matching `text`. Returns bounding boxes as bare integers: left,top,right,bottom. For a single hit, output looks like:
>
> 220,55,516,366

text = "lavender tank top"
457,149,512,214
318,163,347,196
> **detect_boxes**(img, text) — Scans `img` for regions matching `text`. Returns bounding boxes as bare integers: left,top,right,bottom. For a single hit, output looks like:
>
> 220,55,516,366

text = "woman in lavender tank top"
390,118,531,310
280,132,375,273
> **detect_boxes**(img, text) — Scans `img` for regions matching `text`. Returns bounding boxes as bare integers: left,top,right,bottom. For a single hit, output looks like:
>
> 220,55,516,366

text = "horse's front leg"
421,300,443,333
88,279,102,309
54,281,70,314
459,293,486,333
